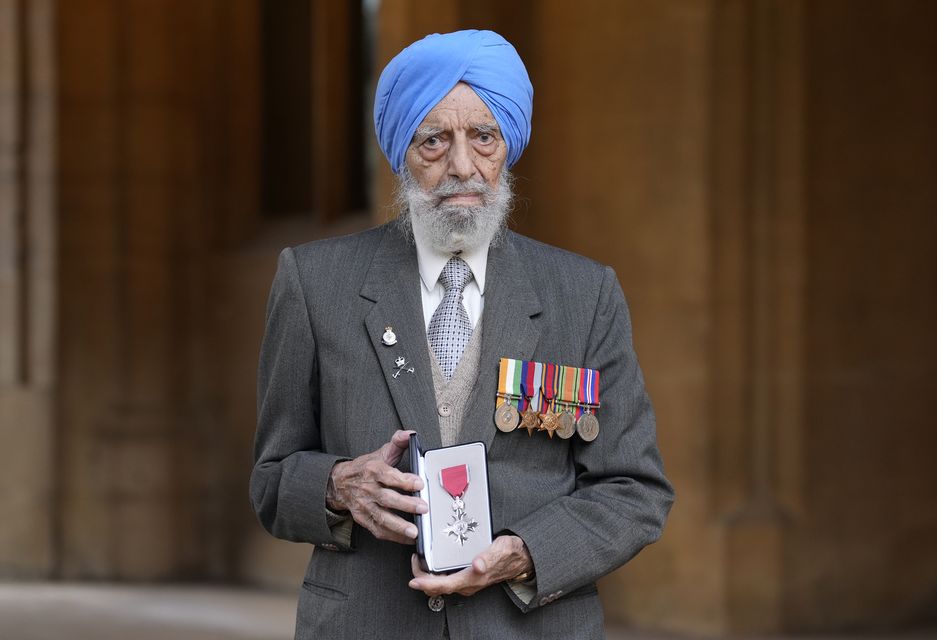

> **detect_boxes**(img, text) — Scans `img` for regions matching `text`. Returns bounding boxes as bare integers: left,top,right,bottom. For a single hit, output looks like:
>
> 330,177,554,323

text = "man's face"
405,82,507,201
397,82,513,253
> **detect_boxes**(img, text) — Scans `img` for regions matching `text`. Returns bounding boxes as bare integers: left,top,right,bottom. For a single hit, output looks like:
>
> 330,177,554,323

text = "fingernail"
406,526,418,538
416,502,428,514
409,580,419,589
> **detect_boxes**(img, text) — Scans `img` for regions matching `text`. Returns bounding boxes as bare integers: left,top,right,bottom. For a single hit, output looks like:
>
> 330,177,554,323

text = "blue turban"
374,29,533,174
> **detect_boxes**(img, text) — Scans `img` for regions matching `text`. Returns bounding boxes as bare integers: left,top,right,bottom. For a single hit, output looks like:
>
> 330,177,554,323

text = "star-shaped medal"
520,406,541,436
538,408,559,439
443,511,478,546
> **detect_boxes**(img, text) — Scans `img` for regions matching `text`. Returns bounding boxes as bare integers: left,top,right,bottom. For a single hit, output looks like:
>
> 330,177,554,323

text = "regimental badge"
381,326,397,346
392,356,414,378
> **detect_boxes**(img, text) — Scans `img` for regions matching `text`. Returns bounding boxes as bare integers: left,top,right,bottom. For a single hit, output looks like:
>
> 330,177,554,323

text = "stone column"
0,0,57,577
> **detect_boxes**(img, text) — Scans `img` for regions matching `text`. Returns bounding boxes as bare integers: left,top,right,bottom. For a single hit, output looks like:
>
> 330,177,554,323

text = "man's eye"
423,136,441,148
478,133,493,144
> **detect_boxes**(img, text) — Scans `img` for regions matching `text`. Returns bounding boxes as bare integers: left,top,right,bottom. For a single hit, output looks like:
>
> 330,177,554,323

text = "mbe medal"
381,326,397,346
411,437,492,573
440,464,477,546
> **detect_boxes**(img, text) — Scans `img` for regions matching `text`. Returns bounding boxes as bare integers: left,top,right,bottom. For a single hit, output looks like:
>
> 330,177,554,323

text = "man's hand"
327,430,427,544
408,535,533,597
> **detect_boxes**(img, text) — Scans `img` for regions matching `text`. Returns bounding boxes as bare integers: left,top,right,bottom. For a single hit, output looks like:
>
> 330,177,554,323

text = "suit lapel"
460,234,542,450
361,227,442,450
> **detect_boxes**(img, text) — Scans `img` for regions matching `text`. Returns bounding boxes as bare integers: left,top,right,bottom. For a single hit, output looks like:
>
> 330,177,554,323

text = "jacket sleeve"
250,247,352,548
503,266,674,611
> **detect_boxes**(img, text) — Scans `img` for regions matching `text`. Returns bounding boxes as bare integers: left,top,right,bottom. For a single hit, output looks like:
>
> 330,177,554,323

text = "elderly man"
251,30,673,639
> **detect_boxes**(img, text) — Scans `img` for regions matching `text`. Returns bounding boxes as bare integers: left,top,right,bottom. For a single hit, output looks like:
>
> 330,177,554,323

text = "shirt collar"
412,223,489,295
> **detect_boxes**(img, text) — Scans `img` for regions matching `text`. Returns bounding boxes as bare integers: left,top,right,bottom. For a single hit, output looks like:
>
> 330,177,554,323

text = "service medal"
495,403,520,432
556,409,576,439
577,411,600,442
494,358,522,432
555,366,580,439
538,363,560,438
518,360,544,436
538,408,559,438
520,406,541,436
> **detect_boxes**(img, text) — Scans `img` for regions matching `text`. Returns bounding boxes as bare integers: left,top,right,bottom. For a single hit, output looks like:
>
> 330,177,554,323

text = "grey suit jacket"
251,223,673,640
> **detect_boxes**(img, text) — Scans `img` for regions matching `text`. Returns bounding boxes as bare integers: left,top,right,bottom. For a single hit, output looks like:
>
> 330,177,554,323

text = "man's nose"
447,136,478,182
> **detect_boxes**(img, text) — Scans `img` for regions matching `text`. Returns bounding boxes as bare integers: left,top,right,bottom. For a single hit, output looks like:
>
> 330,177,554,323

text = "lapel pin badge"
382,326,398,346
393,356,414,379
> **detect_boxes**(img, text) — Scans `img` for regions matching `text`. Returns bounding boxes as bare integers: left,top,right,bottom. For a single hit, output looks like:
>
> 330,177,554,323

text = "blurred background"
1,0,936,637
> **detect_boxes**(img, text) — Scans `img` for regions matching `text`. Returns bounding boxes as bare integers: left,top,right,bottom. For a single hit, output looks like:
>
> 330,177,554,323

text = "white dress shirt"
412,224,489,331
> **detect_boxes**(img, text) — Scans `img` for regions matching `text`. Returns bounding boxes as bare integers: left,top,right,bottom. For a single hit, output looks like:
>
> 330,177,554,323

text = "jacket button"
438,402,453,417
428,595,445,612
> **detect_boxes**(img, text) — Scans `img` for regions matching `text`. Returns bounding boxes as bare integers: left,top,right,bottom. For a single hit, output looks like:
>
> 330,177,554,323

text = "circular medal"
556,411,576,439
381,326,397,346
576,412,600,442
494,403,520,432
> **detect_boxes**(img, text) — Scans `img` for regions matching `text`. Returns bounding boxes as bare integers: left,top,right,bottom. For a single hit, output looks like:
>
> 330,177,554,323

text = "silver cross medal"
444,504,478,546
393,356,414,379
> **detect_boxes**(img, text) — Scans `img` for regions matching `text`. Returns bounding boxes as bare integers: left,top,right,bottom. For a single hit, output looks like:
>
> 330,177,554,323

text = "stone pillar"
0,0,57,578
56,0,259,580
709,1,806,632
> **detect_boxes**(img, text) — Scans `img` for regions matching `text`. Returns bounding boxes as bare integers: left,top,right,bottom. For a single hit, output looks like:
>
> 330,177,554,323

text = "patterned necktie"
428,257,474,380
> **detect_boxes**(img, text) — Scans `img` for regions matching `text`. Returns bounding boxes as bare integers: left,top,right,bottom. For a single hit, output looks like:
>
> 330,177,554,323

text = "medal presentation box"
409,434,493,573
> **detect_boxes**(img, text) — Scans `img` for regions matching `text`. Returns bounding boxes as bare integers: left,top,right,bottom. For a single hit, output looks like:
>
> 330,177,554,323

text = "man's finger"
471,539,507,576
380,430,414,466
377,487,428,514
410,565,475,596
363,507,418,543
411,554,429,579
379,466,423,492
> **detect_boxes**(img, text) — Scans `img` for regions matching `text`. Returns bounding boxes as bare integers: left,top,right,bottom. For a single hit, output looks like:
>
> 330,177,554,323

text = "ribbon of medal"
559,365,580,416
519,361,542,435
494,358,522,432
440,464,477,545
580,367,600,411
575,366,602,441
539,362,559,438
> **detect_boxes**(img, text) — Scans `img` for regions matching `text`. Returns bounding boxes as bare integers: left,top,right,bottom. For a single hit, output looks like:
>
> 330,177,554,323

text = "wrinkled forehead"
416,83,499,133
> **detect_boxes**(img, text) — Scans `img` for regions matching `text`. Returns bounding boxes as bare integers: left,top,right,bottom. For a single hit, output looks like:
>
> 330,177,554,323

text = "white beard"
395,168,514,253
